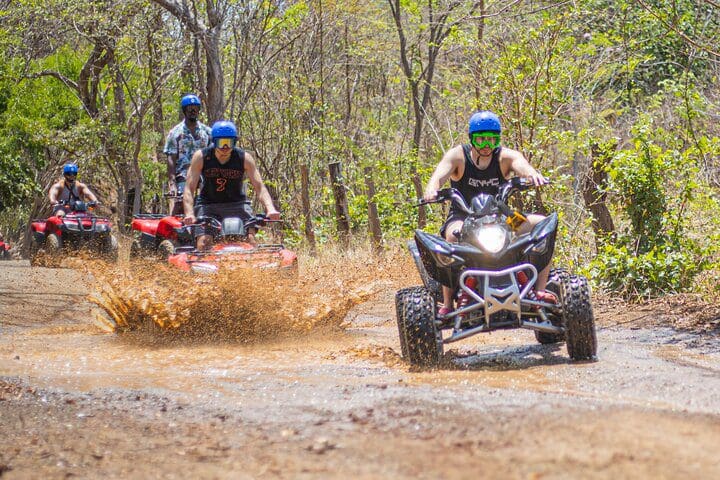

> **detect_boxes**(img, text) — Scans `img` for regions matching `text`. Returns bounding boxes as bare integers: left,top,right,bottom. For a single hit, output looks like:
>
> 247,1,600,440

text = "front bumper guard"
439,264,563,344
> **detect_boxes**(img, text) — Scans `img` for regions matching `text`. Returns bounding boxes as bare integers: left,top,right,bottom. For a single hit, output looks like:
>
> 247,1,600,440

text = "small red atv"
30,200,118,264
129,213,193,260
0,239,11,259
168,215,297,274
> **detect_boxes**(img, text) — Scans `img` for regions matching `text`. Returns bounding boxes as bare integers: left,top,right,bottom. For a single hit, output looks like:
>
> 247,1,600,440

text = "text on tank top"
197,147,247,204
450,145,505,213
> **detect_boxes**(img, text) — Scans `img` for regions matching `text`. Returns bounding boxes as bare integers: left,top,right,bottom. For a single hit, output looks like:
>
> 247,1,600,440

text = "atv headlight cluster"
475,224,509,254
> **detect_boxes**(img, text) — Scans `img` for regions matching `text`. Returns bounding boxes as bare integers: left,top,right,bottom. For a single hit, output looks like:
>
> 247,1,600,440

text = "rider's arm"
78,183,98,203
503,148,547,186
182,150,203,222
244,152,280,219
48,182,60,203
423,147,461,201
167,154,178,183
163,131,179,191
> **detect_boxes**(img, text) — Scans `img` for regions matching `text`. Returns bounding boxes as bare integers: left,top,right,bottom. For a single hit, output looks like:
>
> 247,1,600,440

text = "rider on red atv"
182,120,280,250
48,163,98,217
163,94,212,215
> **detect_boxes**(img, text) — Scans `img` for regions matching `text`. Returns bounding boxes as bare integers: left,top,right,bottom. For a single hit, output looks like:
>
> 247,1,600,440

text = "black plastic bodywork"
414,213,558,290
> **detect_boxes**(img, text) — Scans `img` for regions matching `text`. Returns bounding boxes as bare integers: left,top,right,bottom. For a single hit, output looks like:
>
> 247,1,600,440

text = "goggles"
215,137,236,149
470,132,501,149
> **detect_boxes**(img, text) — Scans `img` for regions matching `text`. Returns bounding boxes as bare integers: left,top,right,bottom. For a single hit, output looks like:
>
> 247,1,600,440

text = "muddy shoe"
535,290,558,304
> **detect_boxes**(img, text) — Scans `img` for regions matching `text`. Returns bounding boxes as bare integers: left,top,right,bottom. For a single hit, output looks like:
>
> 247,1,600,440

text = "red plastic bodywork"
31,211,112,239
168,241,298,273
131,216,183,241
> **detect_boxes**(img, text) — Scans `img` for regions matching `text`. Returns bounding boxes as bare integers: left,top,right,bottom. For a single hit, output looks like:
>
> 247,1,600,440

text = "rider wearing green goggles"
470,131,501,150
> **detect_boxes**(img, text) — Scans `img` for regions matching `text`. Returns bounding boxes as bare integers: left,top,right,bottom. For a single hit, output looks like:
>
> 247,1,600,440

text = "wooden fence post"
328,161,350,244
300,164,316,253
364,166,382,253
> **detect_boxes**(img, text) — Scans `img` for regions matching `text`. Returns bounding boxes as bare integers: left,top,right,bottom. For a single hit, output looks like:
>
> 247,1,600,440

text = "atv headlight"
475,224,509,254
190,262,218,274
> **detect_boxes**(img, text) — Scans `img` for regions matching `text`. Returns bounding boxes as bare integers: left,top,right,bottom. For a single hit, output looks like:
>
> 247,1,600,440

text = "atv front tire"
394,287,417,359
562,274,597,361
396,286,442,367
103,235,119,262
158,239,175,259
129,238,142,259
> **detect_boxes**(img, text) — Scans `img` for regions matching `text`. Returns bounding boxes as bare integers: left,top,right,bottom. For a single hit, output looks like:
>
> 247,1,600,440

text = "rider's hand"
266,210,281,221
422,190,438,202
183,214,196,225
526,172,548,187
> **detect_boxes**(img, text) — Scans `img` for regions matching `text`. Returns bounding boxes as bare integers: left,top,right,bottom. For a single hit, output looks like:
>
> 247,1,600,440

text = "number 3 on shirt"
215,178,227,192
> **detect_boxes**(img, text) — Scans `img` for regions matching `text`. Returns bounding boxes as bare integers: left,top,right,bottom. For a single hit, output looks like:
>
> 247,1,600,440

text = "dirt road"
2,259,720,479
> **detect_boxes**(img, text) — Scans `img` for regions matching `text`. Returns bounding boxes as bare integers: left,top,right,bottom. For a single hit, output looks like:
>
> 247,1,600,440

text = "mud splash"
85,243,417,341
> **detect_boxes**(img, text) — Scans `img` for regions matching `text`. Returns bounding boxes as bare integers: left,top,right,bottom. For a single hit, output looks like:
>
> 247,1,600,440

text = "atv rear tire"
562,274,597,361
396,286,442,367
158,239,175,259
534,268,568,345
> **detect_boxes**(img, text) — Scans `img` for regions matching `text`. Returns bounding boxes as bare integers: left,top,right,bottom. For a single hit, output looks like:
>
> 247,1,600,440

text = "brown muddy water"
2,256,720,479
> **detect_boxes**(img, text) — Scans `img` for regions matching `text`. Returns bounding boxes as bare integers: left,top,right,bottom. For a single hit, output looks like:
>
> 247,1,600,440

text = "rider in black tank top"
196,146,247,205
449,144,506,216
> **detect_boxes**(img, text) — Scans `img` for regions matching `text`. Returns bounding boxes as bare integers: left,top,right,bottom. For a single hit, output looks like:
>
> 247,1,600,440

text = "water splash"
86,243,417,341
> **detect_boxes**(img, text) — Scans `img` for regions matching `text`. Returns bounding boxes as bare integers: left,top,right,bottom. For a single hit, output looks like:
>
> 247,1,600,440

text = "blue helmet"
468,110,501,135
211,120,238,141
63,163,78,175
180,94,201,109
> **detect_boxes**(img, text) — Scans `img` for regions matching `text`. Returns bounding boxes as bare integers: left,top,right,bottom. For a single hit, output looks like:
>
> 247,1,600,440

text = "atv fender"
407,240,443,303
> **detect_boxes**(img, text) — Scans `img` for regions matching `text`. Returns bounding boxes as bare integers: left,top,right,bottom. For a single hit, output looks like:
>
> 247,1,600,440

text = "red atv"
0,239,11,260
30,200,118,264
129,213,193,260
168,215,297,274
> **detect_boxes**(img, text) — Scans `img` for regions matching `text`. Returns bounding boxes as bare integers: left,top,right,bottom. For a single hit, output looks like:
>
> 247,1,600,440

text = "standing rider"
48,163,98,217
182,120,280,250
423,110,555,315
163,94,212,215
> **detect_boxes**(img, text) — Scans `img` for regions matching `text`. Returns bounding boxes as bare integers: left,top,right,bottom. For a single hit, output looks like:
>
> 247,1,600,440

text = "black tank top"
450,145,505,213
197,147,247,204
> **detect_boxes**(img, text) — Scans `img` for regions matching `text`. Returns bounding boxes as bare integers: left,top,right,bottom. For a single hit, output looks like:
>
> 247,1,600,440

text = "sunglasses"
215,138,236,149
64,174,77,179
470,132,501,149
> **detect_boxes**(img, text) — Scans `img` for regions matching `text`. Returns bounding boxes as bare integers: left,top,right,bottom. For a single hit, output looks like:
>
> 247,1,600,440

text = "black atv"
396,177,597,367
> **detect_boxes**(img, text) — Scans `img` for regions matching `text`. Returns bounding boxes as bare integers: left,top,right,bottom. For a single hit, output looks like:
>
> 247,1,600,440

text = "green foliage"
588,242,706,298
587,112,714,298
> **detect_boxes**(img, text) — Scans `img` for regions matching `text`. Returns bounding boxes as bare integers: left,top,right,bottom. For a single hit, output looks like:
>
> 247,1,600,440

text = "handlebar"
183,213,281,231
417,177,548,213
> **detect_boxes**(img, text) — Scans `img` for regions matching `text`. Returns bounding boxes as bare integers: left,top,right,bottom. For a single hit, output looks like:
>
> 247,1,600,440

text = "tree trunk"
364,166,382,253
328,161,350,244
583,142,616,250
300,165,316,253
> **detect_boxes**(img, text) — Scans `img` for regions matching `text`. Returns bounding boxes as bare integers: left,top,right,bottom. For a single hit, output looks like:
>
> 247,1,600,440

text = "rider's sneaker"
438,306,453,316
535,290,558,304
